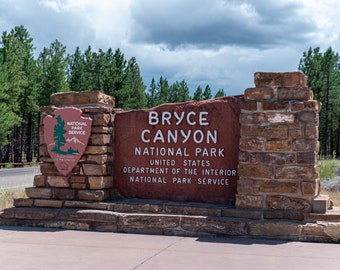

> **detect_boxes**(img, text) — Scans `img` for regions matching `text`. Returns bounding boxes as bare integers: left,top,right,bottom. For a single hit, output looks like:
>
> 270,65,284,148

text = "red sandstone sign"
44,107,92,176
114,96,242,204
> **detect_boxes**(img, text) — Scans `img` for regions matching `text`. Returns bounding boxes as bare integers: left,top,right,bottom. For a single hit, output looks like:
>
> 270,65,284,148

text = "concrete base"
312,194,331,213
1,199,340,243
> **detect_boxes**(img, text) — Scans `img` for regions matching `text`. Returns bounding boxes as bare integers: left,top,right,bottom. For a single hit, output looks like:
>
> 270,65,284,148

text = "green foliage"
215,89,226,98
37,39,69,106
319,159,340,180
299,47,340,157
203,85,212,100
193,86,203,101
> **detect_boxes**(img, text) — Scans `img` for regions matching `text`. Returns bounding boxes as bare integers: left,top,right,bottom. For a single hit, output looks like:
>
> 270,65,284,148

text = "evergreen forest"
0,25,339,164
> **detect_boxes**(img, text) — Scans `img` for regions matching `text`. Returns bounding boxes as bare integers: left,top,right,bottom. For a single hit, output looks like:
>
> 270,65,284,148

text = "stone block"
263,210,305,221
34,199,64,208
302,180,319,196
235,194,264,209
34,175,46,187
243,125,288,139
305,124,318,139
118,214,180,230
277,86,312,101
240,112,267,124
1,207,57,220
244,87,274,100
47,176,70,187
266,195,312,212
262,101,290,111
91,126,113,134
64,201,108,210
86,154,112,164
267,113,294,123
296,110,317,124
92,114,112,126
275,165,317,180
88,176,113,189
50,91,115,107
253,180,299,194
312,194,330,213
181,216,248,236
289,123,304,139
239,138,264,151
71,183,87,189
84,146,111,155
264,140,292,151
236,179,254,194
40,163,58,174
254,72,307,87
26,187,52,199
39,145,49,157
90,134,112,145
293,139,318,152
240,100,258,111
305,100,321,111
238,164,273,179
52,188,76,200
290,101,305,111
249,221,302,239
261,152,296,165
297,152,317,164
78,190,109,201
13,198,34,207
82,164,110,176
59,209,117,222
238,151,249,162
69,176,87,189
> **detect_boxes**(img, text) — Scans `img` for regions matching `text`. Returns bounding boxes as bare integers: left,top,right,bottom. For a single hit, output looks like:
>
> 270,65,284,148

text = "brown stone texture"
114,96,242,205
254,72,307,88
50,91,115,107
26,91,115,204
237,72,320,212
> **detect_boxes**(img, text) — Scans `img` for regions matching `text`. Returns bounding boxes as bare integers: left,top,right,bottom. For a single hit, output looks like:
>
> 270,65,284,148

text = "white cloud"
1,0,340,96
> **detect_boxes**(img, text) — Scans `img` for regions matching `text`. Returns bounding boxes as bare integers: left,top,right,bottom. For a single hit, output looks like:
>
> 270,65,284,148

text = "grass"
319,158,340,206
0,189,27,211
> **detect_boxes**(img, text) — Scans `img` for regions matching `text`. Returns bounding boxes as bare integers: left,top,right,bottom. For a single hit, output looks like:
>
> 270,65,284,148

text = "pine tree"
68,46,85,91
299,47,340,156
37,39,69,106
52,115,66,154
203,85,212,100
120,57,146,110
0,25,39,163
193,86,203,101
147,78,157,108
215,89,226,98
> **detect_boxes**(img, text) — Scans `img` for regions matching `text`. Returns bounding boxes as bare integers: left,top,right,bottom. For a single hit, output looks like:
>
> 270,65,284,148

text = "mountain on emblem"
44,107,92,176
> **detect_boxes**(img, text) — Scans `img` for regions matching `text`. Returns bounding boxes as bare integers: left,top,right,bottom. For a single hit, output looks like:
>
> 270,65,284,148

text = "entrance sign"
114,97,242,204
44,107,92,176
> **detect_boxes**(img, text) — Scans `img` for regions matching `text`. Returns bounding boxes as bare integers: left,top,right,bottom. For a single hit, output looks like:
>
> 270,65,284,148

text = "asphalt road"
0,167,39,190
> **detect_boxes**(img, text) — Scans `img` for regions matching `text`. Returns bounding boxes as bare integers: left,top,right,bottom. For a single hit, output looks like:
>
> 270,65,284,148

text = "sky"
1,0,340,96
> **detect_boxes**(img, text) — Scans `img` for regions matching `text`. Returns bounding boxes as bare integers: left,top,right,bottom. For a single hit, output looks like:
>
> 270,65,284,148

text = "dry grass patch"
0,189,26,210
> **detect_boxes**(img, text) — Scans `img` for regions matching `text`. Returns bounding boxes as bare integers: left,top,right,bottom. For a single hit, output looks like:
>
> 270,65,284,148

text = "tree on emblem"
51,115,79,155
52,115,66,154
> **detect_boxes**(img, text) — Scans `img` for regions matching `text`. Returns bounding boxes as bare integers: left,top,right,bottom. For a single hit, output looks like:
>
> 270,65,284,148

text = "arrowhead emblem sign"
44,107,92,176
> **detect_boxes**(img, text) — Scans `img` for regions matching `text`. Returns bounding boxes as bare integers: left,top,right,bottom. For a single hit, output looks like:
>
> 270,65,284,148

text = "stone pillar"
236,72,323,213
20,91,115,208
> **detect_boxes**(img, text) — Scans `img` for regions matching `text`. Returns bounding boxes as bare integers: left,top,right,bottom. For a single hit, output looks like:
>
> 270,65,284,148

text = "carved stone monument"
114,97,242,204
1,72,339,242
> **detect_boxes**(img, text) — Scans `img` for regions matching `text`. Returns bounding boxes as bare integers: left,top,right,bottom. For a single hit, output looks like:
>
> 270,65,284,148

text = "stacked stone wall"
236,72,320,212
18,91,115,208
